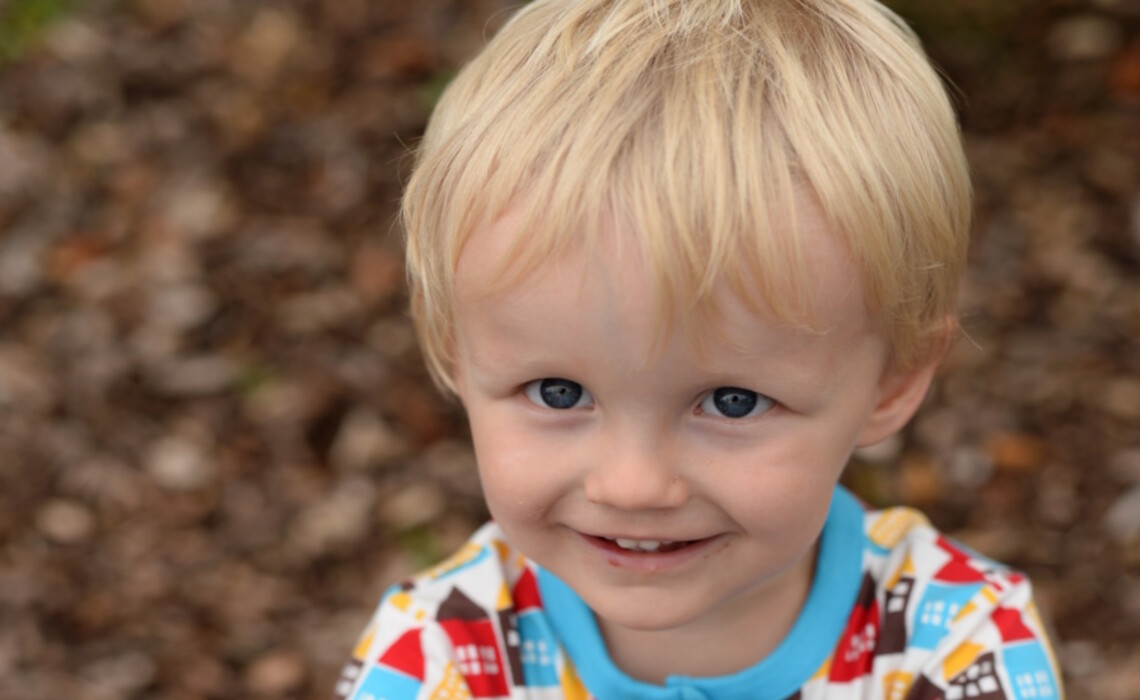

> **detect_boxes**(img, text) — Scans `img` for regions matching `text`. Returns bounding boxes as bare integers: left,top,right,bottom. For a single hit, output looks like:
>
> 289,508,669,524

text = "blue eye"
524,378,594,409
699,387,773,419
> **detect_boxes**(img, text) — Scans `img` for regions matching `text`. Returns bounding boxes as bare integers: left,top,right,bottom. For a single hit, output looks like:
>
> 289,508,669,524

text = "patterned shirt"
336,487,1063,700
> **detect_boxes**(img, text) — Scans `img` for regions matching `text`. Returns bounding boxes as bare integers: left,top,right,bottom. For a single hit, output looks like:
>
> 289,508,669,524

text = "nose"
583,436,690,511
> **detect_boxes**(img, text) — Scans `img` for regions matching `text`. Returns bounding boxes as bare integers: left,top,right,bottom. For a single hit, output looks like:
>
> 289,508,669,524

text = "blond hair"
403,0,972,395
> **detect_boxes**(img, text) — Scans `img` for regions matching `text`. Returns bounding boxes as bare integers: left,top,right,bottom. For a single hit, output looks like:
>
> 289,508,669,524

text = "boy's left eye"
699,387,774,419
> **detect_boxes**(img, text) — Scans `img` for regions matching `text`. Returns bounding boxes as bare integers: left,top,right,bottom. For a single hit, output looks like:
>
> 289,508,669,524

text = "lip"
578,532,724,573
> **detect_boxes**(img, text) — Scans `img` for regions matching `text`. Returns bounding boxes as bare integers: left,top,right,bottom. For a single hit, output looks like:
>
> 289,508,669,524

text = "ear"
856,317,954,448
856,358,939,448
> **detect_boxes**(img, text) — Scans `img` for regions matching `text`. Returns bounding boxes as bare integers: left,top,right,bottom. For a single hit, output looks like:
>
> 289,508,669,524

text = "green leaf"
0,0,74,64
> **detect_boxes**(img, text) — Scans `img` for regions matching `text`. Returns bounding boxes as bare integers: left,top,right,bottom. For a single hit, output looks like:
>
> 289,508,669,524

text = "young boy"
337,0,1063,698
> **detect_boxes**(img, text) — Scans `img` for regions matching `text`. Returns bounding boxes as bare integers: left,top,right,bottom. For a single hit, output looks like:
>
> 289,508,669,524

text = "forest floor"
0,0,1138,698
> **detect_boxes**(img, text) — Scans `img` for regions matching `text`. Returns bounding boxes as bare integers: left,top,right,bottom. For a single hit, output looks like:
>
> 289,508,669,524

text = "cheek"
720,470,831,529
467,411,572,523
702,438,847,531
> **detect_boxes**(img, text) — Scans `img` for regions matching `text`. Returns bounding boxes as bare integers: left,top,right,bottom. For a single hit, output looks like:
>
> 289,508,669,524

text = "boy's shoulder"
860,502,1013,580
827,502,1062,699
376,521,533,622
854,501,1041,655
335,523,567,700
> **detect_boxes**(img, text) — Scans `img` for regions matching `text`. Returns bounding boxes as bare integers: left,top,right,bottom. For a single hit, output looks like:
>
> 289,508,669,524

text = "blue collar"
537,485,866,700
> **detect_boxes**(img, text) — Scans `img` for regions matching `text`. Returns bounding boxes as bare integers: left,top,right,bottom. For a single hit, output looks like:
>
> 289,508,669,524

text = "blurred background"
0,0,1137,698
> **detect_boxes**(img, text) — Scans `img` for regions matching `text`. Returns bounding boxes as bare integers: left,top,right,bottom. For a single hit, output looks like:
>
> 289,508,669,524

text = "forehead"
453,194,873,359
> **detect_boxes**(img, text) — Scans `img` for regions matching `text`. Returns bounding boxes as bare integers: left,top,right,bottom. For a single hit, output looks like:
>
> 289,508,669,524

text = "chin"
584,590,705,632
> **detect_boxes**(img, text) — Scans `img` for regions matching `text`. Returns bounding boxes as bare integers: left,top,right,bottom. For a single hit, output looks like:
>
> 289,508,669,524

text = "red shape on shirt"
436,587,511,697
934,558,988,584
512,568,543,612
439,617,510,698
933,536,988,583
378,628,426,680
992,606,1036,643
829,574,881,683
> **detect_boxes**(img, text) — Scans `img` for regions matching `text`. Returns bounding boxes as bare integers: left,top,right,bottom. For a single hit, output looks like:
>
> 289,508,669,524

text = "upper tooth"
614,539,669,552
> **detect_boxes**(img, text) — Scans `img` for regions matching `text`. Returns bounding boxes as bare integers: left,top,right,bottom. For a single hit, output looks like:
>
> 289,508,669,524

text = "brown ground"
0,1,1137,698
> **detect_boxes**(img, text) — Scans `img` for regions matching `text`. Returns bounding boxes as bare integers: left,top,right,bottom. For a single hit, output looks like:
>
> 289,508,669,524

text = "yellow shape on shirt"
430,661,472,700
883,671,914,700
943,641,984,682
810,656,831,681
352,625,375,661
885,554,916,590
955,600,977,622
389,591,413,612
981,586,999,606
428,543,485,580
493,539,512,565
497,582,512,611
868,508,928,549
561,658,589,700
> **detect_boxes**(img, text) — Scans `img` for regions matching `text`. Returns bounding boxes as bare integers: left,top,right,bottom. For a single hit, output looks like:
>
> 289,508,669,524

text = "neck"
597,543,818,684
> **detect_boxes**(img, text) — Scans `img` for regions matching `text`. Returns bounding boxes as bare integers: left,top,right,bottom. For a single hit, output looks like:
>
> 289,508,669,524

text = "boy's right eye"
523,378,594,410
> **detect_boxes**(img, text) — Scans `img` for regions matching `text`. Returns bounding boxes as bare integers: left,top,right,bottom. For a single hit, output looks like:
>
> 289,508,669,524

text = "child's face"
450,198,928,651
